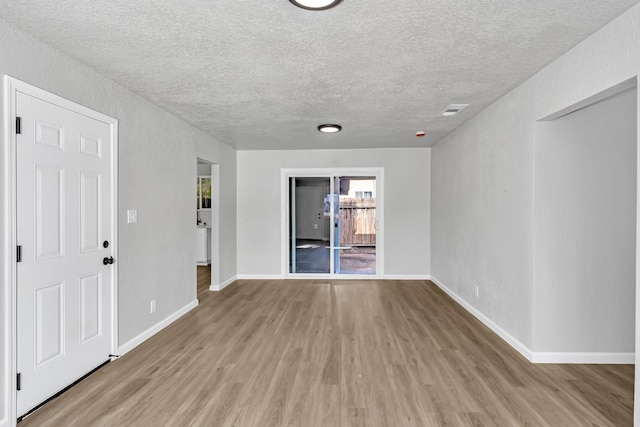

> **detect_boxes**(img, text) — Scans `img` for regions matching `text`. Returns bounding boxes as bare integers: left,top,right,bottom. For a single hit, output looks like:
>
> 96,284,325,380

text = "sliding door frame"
281,167,384,279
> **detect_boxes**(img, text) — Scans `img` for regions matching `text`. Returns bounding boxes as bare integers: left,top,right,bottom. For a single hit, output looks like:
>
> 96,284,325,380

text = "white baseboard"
236,274,285,280
384,274,431,280
210,275,237,291
235,274,432,281
117,299,199,356
429,276,636,365
531,352,634,364
429,275,534,362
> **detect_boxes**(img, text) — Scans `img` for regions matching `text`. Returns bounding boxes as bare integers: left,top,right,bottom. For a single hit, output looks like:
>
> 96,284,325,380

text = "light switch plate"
127,209,138,223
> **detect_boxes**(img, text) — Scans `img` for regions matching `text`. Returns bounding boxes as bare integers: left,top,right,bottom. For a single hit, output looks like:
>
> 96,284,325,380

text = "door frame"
281,167,384,279
2,76,119,426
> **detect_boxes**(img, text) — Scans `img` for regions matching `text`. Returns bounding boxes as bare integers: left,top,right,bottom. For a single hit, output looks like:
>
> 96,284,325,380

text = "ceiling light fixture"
289,0,343,11
318,124,342,133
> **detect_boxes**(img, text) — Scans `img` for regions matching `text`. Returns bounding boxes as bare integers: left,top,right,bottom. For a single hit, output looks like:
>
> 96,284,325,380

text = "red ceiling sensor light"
416,131,426,137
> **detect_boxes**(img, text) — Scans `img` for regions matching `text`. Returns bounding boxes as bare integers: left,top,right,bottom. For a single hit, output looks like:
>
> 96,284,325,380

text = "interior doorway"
284,168,383,278
196,158,219,294
534,80,637,362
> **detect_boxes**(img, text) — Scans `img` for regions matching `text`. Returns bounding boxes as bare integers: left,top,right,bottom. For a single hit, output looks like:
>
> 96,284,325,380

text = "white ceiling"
1,1,638,150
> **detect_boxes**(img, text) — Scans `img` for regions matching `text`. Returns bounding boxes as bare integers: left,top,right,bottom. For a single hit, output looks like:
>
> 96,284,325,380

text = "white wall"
237,148,430,278
0,18,237,425
432,2,640,361
533,88,636,353
431,92,536,347
197,163,211,176
214,147,237,284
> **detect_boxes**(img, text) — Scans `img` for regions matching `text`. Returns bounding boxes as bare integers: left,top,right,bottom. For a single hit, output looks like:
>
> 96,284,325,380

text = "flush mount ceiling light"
289,0,343,11
318,124,342,133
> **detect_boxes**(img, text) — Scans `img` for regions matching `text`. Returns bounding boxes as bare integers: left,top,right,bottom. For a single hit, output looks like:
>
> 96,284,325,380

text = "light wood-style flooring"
20,267,634,426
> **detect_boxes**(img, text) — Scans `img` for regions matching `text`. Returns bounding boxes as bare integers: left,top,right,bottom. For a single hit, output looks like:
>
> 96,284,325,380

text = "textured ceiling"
0,1,638,150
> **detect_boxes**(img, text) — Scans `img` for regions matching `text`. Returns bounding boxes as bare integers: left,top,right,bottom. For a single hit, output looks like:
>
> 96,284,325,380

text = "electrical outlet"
475,285,480,298
150,299,156,313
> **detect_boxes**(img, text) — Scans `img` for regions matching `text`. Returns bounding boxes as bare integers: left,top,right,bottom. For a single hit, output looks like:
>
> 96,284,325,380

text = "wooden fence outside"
339,199,376,246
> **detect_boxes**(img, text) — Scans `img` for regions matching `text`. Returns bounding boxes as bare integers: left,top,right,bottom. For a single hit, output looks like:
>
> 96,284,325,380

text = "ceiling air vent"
441,104,469,117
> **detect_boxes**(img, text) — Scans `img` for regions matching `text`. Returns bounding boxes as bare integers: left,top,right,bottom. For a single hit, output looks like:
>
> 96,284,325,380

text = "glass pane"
289,177,331,274
335,176,376,274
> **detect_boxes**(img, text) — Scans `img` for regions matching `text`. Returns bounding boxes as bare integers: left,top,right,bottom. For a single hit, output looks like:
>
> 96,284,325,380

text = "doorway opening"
283,168,383,278
196,158,219,295
534,79,637,364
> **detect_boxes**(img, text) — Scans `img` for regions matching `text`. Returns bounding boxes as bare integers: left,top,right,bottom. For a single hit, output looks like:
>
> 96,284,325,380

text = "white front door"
16,91,114,416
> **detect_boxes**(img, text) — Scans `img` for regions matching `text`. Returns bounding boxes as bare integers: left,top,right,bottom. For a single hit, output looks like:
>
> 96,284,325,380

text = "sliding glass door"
333,176,377,275
289,177,331,274
287,172,378,277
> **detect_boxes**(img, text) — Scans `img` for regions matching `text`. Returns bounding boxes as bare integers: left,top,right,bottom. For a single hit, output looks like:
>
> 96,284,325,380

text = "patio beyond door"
287,172,379,277
334,176,377,275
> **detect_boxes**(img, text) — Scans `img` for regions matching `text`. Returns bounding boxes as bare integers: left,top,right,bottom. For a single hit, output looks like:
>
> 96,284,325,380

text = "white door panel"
34,281,64,368
80,172,102,253
35,164,65,259
80,272,102,344
16,91,113,416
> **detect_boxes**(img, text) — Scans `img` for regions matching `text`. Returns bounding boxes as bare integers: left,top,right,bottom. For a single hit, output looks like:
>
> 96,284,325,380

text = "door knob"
103,256,114,265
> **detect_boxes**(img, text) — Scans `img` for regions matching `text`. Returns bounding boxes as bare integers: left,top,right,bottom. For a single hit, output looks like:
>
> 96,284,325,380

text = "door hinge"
16,117,21,134
17,373,21,391
17,245,22,263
